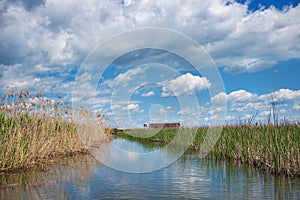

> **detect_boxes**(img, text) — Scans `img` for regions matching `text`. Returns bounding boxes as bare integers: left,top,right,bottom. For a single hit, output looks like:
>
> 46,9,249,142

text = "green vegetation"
0,90,108,172
115,124,300,176
1,89,299,177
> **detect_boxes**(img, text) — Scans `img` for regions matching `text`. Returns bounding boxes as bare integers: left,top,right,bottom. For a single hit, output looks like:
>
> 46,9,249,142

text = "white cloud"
260,110,270,117
293,103,300,110
206,4,300,73
177,106,201,126
0,0,299,75
114,68,143,86
242,114,253,120
121,103,143,113
142,91,155,97
223,60,278,74
279,109,286,114
123,103,138,110
161,87,172,98
203,117,210,121
0,63,77,97
165,106,172,110
227,90,258,103
161,73,211,97
211,88,300,123
211,92,226,104
260,89,300,102
1,0,300,126
0,0,298,98
208,107,224,115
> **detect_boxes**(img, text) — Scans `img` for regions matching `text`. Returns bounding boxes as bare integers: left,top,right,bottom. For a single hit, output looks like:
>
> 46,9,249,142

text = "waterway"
1,138,299,199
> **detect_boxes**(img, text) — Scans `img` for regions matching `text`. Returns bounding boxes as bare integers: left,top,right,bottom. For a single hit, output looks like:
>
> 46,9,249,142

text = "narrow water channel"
1,138,299,199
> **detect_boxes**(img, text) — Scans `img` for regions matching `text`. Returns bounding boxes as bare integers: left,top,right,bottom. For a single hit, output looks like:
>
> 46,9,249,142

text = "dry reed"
0,89,109,172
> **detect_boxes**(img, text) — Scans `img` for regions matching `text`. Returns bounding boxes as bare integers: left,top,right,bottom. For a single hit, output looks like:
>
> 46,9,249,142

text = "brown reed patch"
0,90,110,172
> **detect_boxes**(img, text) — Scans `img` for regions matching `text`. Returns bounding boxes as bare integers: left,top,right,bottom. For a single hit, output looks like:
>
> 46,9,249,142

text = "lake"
1,138,299,199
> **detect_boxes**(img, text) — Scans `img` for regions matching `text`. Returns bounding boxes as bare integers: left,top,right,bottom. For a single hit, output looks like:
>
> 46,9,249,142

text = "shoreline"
114,125,300,177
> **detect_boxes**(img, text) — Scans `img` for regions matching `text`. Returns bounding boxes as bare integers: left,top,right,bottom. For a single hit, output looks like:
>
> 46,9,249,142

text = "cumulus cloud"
114,67,143,87
227,90,258,103
293,103,300,110
165,106,172,110
161,73,211,97
211,92,226,104
210,88,300,123
223,60,278,74
177,106,201,126
260,89,300,103
213,89,300,113
0,0,299,74
1,0,300,126
206,3,300,73
142,91,155,97
122,103,139,111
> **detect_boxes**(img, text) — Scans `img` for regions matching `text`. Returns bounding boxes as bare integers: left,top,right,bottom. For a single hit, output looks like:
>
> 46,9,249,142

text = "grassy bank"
0,90,107,173
114,124,300,176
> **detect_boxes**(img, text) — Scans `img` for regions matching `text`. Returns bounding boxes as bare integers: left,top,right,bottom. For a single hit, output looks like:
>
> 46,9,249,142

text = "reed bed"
201,124,300,176
0,90,108,173
115,123,300,176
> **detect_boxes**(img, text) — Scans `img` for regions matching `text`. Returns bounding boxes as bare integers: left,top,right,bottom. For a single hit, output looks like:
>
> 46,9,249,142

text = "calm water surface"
1,138,299,199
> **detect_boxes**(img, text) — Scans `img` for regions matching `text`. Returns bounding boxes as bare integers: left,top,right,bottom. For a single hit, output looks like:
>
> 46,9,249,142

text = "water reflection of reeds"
201,157,300,199
115,124,300,176
0,155,100,200
1,139,299,199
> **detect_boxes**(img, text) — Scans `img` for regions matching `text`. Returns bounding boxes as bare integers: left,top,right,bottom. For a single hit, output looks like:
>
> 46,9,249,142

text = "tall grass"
208,123,300,176
115,123,300,176
0,90,108,172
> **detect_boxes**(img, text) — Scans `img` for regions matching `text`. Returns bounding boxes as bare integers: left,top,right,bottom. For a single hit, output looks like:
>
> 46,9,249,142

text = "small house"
148,123,180,129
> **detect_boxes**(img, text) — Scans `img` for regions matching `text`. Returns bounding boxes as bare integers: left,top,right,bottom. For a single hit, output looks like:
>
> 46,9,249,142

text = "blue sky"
0,0,300,127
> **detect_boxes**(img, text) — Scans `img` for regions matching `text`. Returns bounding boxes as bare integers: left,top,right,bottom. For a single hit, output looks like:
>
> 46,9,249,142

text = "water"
1,138,299,199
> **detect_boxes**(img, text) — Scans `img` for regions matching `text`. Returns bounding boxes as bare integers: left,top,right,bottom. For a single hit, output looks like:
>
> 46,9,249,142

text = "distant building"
148,123,180,129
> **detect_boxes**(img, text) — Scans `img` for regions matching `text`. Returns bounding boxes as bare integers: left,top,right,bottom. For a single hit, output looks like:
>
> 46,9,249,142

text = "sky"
0,0,300,128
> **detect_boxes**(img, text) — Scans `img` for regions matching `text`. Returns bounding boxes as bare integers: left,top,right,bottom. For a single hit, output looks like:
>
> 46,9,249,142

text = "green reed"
211,124,300,176
115,123,300,176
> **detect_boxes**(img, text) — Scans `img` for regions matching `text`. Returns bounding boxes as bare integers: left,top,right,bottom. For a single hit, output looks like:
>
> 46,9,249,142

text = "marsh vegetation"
1,89,299,178
115,122,300,176
0,90,108,173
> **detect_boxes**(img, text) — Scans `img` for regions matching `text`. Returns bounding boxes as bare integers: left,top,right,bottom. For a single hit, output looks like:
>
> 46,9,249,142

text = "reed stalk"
0,90,109,172
115,122,300,176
